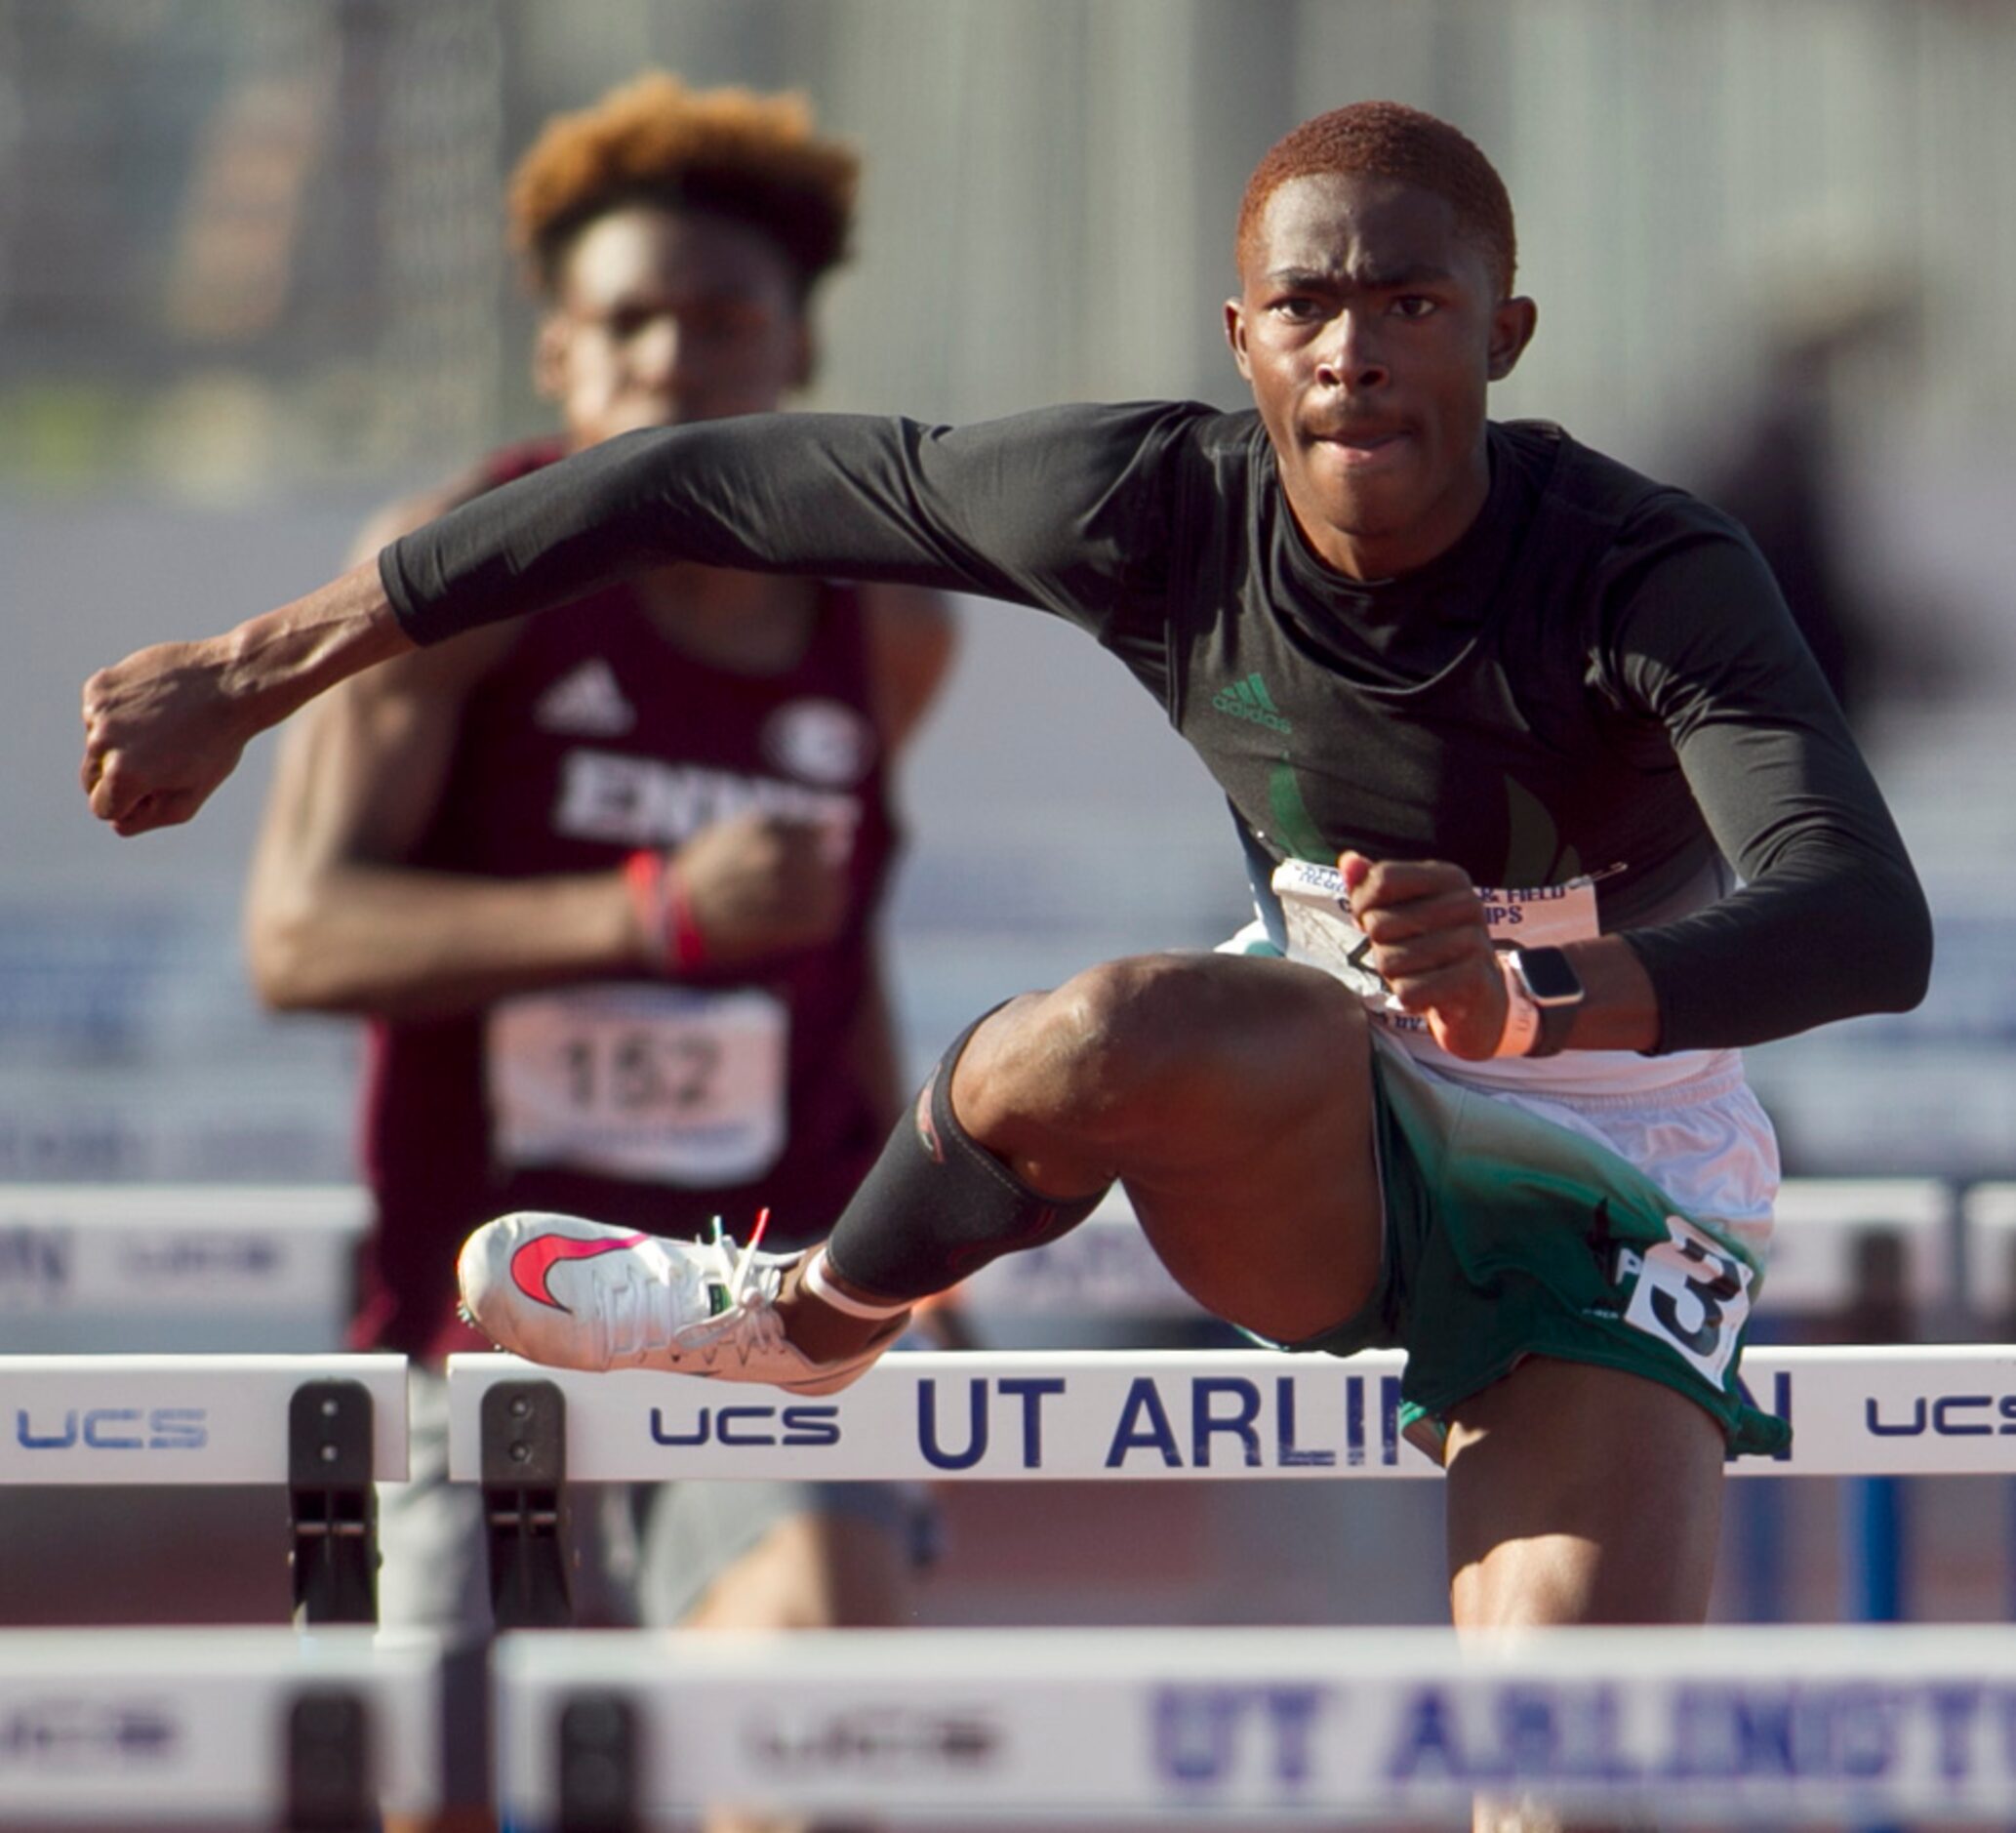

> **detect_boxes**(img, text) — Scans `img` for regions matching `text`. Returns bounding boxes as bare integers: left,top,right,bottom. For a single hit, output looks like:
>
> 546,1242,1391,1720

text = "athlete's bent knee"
1036,953,1365,1142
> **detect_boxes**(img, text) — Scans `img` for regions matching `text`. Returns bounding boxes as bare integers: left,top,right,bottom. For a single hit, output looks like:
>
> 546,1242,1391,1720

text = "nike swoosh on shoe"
509,1233,649,1312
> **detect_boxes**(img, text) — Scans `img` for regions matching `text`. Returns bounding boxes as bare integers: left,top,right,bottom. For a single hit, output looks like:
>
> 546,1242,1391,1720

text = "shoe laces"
599,1210,791,1370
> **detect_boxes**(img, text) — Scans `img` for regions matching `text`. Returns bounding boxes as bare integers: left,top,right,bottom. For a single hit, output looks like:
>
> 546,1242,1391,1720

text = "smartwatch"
1504,947,1585,1058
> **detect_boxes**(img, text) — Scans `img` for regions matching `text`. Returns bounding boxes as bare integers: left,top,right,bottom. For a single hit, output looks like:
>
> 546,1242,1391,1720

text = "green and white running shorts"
1279,1034,1791,1460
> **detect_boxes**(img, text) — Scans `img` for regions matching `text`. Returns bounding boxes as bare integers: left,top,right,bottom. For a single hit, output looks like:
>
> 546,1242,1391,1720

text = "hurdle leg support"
289,1379,379,1626
285,1686,373,1832
558,1693,639,1833
482,1378,575,1629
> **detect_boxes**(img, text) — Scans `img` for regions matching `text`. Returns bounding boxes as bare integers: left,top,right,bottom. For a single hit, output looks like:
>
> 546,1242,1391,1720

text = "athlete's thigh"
1066,953,1384,1343
1442,1355,1724,1629
951,950,1384,1342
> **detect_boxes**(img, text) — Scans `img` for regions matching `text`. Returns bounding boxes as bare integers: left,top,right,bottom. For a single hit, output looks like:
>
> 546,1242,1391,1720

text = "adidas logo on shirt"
535,659,636,737
1212,672,1292,734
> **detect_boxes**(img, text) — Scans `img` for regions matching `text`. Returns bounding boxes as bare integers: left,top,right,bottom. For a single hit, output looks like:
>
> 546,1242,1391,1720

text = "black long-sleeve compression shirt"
382,403,1930,1051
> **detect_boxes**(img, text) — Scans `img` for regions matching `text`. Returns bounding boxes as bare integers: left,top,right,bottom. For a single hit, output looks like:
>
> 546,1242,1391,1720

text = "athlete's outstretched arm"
82,403,1186,836
82,559,413,835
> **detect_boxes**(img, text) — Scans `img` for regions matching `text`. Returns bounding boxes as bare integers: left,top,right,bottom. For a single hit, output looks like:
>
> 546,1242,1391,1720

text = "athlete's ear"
533,311,569,403
1225,299,1254,382
1486,295,1539,382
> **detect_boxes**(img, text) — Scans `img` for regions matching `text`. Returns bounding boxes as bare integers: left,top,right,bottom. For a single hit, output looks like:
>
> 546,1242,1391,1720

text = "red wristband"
663,856,706,972
624,850,706,974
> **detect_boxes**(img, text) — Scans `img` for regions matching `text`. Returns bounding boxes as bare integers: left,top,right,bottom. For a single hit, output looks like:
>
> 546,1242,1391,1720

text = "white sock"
800,1246,912,1321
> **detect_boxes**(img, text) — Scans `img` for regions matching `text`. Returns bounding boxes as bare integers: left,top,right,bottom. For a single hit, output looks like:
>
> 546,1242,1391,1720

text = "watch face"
1516,948,1584,1003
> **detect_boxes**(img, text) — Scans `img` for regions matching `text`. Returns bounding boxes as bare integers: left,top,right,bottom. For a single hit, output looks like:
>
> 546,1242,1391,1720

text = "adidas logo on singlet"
535,659,635,737
1212,672,1292,734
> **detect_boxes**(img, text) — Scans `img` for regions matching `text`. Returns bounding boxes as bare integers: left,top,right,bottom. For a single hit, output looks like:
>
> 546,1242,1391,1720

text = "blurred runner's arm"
242,626,657,1021
242,485,645,1018
244,495,880,1021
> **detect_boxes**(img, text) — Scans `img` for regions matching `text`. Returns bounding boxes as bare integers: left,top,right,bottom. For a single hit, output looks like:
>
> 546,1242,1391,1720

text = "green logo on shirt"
1212,672,1292,734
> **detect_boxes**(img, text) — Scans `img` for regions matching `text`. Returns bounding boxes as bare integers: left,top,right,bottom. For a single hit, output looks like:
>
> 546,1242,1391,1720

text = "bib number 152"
486,985,787,1184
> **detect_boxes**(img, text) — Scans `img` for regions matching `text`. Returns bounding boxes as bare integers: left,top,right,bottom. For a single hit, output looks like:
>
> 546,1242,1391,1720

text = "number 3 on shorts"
1622,1213,1754,1386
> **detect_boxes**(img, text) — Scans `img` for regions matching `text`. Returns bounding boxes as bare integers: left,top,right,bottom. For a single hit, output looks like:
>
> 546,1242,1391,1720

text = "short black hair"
1237,101,1516,297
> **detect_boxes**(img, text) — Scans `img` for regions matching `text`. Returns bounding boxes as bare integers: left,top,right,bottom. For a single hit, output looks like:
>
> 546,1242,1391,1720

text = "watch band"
1527,994,1578,1058
1505,946,1585,1058
1493,966,1542,1058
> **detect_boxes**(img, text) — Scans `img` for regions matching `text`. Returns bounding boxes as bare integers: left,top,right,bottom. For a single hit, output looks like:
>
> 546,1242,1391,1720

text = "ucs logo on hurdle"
0,1700,179,1766
744,1706,1003,1777
1866,1393,2016,1438
13,1407,208,1451
651,1405,838,1447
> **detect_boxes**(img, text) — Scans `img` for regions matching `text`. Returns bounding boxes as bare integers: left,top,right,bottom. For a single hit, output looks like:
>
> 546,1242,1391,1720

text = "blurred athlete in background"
242,71,952,1831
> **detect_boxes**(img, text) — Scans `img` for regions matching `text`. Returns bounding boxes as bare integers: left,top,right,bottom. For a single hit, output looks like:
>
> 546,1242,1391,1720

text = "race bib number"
1620,1213,1754,1386
486,985,787,1185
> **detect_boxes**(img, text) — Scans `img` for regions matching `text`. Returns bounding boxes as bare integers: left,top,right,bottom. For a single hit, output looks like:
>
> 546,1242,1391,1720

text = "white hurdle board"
0,1184,369,1352
1959,1181,2016,1324
496,1623,2016,1826
1764,1177,1952,1314
963,1178,1955,1324
0,1355,407,1484
447,1344,2016,1483
0,1627,438,1824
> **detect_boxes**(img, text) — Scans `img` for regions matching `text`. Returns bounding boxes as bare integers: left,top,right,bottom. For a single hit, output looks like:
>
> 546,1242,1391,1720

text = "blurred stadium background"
3,0,2015,1633
7,0,2015,1183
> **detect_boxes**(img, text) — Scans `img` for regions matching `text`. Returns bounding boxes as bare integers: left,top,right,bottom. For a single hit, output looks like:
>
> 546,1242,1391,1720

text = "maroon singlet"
354,441,901,1360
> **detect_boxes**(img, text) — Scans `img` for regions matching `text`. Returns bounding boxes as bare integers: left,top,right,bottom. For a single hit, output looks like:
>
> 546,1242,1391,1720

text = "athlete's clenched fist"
80,636,253,836
82,559,418,838
1339,849,1510,1060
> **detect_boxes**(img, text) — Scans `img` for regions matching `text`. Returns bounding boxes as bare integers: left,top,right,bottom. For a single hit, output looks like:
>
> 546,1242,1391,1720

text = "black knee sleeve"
823,1010,1109,1302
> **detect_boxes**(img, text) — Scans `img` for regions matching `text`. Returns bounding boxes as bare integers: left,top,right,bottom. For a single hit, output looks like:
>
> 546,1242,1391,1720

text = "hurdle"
0,1354,407,1623
1743,1179,1953,1627
448,1345,2016,1624
1959,1182,2016,1623
0,1184,370,1353
1960,1182,2016,1335
0,1626,439,1828
447,1344,2016,1484
493,1622,2016,1827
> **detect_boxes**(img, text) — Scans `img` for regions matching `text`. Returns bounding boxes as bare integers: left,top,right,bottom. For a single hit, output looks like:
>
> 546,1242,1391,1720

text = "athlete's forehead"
555,202,801,311
1243,172,1490,295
